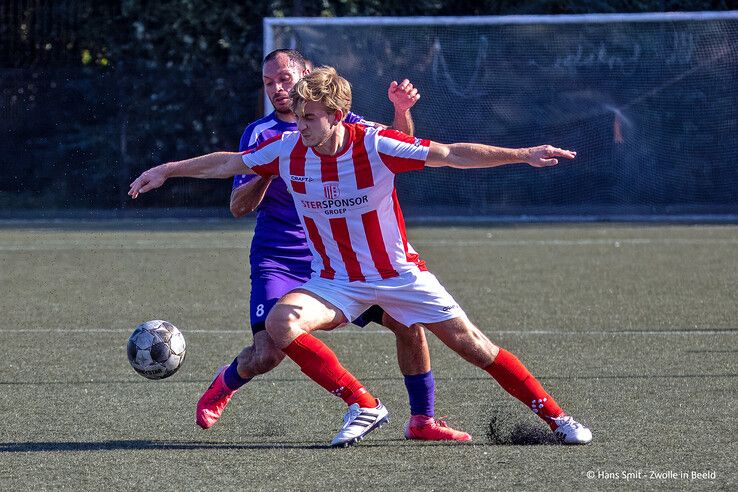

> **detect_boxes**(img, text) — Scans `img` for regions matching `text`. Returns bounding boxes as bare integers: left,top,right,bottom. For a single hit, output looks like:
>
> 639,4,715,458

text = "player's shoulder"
248,129,300,153
279,130,301,144
244,112,280,132
374,128,431,158
345,111,381,128
376,127,416,144
344,110,365,124
240,112,283,149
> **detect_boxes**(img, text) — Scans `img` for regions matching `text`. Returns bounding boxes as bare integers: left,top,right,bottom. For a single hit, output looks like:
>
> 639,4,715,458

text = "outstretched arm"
387,79,420,136
230,176,273,218
426,142,576,169
129,151,250,199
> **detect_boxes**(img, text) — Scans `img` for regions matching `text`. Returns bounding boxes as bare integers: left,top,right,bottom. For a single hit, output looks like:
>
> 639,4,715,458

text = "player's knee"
265,305,299,340
391,321,425,342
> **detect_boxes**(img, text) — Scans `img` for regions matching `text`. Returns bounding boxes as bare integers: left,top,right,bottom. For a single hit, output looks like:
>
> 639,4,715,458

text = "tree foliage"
0,0,734,209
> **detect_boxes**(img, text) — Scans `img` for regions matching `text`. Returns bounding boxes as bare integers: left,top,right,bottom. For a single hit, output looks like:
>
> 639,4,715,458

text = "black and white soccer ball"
127,320,186,380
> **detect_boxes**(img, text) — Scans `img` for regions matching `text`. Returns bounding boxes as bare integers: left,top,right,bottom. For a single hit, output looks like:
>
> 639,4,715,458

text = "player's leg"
233,330,284,378
377,270,591,445
196,270,304,429
222,269,302,386
266,289,375,408
374,311,471,441
266,282,388,447
422,316,592,444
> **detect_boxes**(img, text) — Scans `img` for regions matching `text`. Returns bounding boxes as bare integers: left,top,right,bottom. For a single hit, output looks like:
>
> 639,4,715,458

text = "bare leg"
381,312,430,375
423,316,564,425
265,288,345,347
421,316,499,368
266,289,388,446
381,313,471,441
235,330,285,379
266,288,377,408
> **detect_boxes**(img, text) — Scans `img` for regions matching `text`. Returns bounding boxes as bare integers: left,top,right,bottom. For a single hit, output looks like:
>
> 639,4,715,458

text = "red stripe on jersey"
255,134,282,150
320,154,338,183
290,139,308,194
378,129,431,147
241,134,282,177
240,134,282,155
379,152,426,173
391,189,427,271
378,129,414,144
361,210,399,279
251,157,279,178
351,125,374,189
304,217,335,279
329,218,365,282
292,181,306,194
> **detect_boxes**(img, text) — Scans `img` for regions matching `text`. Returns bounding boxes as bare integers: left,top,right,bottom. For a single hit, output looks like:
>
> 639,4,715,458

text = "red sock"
485,348,563,429
282,333,377,408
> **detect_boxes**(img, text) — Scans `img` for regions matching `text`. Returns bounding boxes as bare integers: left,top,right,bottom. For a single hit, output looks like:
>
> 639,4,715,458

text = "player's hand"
388,79,420,112
524,145,577,168
128,166,169,199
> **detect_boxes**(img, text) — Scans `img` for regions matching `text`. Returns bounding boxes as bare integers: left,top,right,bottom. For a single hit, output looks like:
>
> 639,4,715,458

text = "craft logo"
324,183,340,199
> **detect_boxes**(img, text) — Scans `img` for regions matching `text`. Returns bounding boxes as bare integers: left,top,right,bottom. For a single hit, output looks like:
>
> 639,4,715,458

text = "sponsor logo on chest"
323,182,340,199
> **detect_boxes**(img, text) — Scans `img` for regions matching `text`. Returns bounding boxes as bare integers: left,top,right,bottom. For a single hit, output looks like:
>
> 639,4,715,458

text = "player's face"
262,54,305,114
295,100,339,148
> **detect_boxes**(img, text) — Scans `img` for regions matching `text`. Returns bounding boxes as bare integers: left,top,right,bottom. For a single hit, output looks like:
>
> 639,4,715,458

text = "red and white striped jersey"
240,123,430,282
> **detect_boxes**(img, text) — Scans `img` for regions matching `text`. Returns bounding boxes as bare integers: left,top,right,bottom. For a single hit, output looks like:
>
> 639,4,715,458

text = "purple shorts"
249,269,385,334
249,269,309,334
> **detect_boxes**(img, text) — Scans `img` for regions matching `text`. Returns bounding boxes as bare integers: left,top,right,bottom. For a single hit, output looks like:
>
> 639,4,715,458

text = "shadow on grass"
0,440,335,452
2,372,737,387
486,410,559,446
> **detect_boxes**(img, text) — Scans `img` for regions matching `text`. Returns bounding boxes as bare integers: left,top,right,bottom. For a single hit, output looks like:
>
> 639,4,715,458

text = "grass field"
1,220,736,490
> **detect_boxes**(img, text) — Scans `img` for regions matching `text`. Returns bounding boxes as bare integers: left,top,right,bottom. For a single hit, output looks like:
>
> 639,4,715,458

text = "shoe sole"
555,432,593,445
404,433,472,442
331,415,389,448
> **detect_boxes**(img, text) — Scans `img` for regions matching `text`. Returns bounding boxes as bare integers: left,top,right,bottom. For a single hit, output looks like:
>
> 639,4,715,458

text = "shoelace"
410,416,451,429
554,416,581,430
342,405,361,427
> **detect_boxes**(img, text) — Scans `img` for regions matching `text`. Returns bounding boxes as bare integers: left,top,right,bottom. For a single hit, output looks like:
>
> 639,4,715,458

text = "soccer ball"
127,320,186,380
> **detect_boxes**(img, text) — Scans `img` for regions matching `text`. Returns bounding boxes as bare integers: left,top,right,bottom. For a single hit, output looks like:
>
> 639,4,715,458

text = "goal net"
265,13,738,219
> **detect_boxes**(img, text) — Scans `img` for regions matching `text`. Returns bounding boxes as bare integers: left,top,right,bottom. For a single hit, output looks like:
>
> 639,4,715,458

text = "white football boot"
550,415,593,444
330,400,389,447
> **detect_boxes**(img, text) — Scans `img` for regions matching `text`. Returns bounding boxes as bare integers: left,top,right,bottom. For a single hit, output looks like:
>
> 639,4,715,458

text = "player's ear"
332,109,344,125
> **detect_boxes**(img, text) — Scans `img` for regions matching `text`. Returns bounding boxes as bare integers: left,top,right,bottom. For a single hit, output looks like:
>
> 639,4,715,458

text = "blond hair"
290,65,352,116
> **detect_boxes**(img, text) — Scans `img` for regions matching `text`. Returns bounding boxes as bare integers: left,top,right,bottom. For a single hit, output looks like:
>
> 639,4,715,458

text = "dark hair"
263,49,306,71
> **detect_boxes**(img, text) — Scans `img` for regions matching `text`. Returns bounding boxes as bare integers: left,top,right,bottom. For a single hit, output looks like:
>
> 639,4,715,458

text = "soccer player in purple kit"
195,49,471,442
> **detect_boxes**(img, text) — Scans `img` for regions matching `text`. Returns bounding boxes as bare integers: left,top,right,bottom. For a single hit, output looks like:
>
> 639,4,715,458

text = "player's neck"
274,110,297,123
314,123,347,156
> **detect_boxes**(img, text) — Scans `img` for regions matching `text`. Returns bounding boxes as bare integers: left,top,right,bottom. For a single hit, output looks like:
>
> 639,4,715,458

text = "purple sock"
404,370,435,417
223,358,252,391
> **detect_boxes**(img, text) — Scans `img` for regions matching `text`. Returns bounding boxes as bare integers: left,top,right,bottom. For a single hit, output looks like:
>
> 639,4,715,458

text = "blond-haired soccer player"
199,49,469,442
130,66,593,448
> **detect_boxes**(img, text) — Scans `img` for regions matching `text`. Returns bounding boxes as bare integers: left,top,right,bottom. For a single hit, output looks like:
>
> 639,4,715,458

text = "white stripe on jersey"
246,119,281,148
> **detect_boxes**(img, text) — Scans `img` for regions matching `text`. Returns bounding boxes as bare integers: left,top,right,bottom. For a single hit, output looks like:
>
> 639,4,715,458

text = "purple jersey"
234,110,370,273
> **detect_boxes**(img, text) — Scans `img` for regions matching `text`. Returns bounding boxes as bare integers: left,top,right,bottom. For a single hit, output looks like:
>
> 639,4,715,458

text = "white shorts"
300,269,466,328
